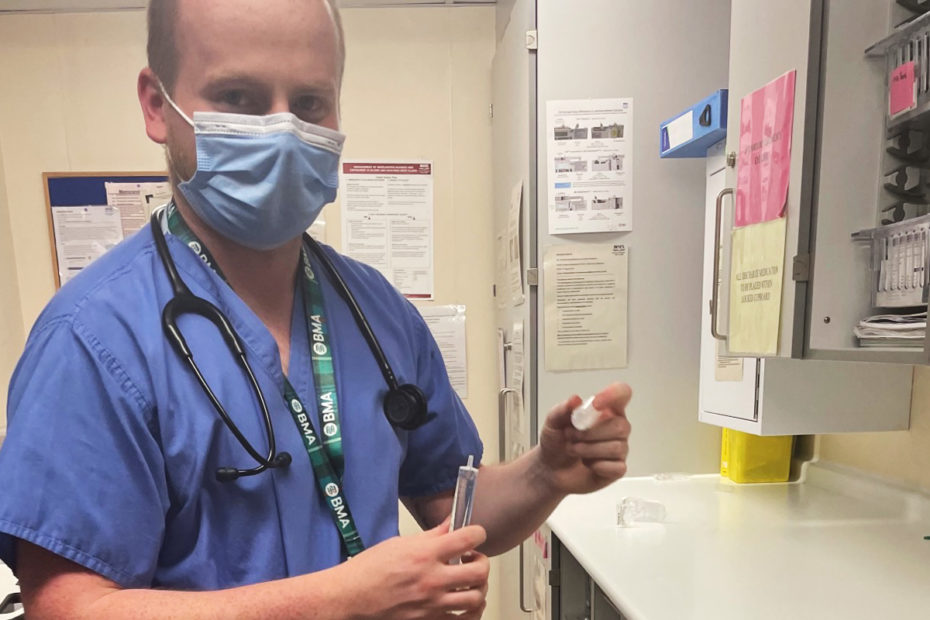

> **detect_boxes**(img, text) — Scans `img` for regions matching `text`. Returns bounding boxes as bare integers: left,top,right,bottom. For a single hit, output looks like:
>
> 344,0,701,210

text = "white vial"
571,395,599,430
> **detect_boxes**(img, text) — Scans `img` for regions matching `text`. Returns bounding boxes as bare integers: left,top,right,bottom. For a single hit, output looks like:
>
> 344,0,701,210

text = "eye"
219,90,248,107
293,95,328,121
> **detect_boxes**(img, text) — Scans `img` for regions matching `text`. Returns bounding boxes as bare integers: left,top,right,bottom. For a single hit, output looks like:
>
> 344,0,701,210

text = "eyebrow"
201,73,335,95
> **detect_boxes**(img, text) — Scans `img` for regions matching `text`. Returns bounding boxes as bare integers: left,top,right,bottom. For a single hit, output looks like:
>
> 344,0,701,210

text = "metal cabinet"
550,535,625,620
714,0,930,364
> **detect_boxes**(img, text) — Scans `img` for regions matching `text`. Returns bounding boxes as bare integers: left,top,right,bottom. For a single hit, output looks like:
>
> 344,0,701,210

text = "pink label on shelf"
889,61,917,118
735,70,796,228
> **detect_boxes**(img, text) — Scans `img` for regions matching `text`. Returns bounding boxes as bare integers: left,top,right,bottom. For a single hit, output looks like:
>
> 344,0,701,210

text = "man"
0,0,632,617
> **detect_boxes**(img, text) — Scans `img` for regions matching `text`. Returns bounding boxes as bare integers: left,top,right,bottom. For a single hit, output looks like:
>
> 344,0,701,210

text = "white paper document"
544,243,628,371
546,98,633,234
508,181,525,307
509,320,525,393
105,180,171,238
51,205,124,285
341,161,434,299
419,305,467,398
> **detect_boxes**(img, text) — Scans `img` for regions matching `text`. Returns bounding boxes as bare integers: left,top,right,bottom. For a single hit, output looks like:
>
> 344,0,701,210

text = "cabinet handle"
711,188,734,341
519,539,535,613
498,388,518,462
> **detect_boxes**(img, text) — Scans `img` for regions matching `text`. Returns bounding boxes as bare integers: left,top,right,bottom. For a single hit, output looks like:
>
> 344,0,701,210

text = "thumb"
424,515,452,536
545,394,583,431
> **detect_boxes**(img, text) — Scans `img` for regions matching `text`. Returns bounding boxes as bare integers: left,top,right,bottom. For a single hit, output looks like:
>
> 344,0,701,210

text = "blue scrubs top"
0,223,482,589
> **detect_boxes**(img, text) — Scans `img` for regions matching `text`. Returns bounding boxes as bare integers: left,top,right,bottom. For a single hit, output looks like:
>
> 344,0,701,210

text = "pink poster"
735,70,796,228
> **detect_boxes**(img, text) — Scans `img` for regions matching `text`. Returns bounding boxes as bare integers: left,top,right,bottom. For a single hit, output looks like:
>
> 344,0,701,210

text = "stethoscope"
150,210,433,482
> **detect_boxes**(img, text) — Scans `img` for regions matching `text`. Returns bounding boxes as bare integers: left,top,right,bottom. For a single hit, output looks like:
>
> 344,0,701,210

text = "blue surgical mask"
162,88,345,250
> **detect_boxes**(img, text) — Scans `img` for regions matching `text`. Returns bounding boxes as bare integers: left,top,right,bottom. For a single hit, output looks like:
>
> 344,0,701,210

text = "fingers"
568,439,629,462
545,394,583,430
593,382,633,414
581,458,628,480
424,515,453,537
438,588,487,615
566,415,631,443
436,524,487,562
442,552,490,590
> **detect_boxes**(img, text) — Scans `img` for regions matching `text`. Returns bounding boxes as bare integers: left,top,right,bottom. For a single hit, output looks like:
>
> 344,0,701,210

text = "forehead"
172,0,339,87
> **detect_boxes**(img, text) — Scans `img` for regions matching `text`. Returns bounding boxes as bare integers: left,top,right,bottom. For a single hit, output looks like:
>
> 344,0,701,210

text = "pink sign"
735,70,796,228
889,61,917,117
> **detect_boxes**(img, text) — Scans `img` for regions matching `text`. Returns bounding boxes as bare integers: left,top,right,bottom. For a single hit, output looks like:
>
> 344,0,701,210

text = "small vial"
617,496,666,527
571,395,600,430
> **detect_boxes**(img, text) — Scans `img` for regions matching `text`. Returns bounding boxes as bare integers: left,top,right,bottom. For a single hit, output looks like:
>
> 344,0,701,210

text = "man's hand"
537,382,632,495
342,519,490,619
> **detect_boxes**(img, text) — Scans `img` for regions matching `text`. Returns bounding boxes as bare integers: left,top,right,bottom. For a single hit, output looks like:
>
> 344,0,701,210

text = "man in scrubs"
0,0,633,617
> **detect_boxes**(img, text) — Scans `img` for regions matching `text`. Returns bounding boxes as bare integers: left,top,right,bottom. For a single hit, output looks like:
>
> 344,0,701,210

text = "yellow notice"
728,217,787,355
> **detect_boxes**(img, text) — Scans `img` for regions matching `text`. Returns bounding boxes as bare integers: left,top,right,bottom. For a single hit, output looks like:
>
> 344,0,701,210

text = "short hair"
147,0,346,94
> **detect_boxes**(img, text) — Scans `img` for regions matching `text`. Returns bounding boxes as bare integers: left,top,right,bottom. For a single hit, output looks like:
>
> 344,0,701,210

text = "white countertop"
548,463,930,620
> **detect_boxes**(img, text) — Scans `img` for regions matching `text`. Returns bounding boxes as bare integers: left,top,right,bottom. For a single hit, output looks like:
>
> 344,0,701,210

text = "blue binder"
659,89,728,158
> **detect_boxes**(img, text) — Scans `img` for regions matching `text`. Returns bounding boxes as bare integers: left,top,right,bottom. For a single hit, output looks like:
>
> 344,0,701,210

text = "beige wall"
0,6,500,616
0,142,25,437
819,367,930,492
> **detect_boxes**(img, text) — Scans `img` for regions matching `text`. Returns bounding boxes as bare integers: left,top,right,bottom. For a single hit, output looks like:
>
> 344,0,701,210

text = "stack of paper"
854,312,926,347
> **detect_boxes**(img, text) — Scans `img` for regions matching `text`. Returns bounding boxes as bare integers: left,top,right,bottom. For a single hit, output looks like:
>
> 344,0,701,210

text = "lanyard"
164,203,364,557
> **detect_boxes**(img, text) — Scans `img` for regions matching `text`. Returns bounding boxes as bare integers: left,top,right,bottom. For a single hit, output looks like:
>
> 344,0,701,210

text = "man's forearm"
19,540,362,620
80,569,355,620
471,448,566,556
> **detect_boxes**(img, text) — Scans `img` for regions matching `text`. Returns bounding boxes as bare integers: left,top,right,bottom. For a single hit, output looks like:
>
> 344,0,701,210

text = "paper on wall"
105,181,171,238
728,217,787,355
509,320,525,394
418,305,467,398
51,205,124,285
546,98,633,234
341,161,434,299
544,243,628,371
508,181,525,306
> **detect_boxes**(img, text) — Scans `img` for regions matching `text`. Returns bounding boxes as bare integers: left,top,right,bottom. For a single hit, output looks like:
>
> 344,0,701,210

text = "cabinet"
714,0,930,364
700,141,913,434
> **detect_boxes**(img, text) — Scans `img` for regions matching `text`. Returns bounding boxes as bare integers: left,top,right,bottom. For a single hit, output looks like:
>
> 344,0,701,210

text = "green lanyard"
165,203,364,557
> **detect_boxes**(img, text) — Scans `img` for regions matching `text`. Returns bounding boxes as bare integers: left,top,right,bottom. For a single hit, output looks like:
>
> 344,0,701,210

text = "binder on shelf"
659,89,728,158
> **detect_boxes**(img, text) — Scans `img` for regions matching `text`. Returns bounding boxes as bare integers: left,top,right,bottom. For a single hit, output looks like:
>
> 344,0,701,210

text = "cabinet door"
718,0,825,359
700,141,759,424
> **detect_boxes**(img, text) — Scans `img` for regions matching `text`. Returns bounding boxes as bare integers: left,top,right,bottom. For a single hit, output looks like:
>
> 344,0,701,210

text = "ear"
138,67,168,144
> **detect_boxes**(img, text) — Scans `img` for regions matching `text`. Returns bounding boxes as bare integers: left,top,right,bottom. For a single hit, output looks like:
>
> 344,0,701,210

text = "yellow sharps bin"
720,428,793,483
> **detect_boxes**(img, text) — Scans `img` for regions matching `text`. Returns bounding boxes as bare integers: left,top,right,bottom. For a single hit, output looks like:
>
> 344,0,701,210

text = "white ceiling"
0,0,494,12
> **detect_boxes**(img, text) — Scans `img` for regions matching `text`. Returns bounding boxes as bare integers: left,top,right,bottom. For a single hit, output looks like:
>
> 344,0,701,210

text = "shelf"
866,8,930,57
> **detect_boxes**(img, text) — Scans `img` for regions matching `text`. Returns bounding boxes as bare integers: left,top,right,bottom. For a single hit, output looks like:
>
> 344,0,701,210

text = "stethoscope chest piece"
383,384,433,430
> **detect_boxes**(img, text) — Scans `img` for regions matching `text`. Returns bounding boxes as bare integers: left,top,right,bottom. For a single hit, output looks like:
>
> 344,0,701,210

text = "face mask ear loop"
156,78,195,128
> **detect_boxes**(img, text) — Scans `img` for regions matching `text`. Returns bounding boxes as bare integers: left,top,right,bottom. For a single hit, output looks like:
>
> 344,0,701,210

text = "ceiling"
0,0,495,13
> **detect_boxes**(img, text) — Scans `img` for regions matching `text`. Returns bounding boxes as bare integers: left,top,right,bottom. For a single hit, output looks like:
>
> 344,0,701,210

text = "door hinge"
548,568,560,587
526,267,539,286
525,29,538,50
792,253,811,282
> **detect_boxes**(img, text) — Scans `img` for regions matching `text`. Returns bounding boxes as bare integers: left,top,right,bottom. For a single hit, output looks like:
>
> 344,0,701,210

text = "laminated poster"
735,70,796,228
728,217,787,355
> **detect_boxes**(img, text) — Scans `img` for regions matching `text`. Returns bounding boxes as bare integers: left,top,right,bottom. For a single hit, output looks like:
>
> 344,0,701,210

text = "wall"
0,6,501,616
0,143,25,437
819,367,930,492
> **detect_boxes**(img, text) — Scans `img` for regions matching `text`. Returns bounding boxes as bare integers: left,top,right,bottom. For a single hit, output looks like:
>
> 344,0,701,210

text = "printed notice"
736,70,796,227
341,161,434,299
544,243,628,371
728,217,787,355
51,205,124,285
890,61,918,118
105,180,171,238
419,305,467,398
546,98,633,234
715,343,745,382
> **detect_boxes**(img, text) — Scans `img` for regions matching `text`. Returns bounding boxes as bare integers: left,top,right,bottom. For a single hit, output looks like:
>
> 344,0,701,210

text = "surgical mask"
162,88,345,250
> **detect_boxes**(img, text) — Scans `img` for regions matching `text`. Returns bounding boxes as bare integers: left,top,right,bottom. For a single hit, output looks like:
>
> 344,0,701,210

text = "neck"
172,195,301,324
